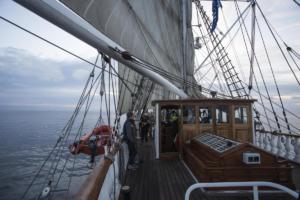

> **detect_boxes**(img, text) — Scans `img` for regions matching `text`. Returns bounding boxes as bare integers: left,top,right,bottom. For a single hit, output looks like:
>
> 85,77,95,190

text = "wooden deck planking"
118,141,209,200
118,141,295,200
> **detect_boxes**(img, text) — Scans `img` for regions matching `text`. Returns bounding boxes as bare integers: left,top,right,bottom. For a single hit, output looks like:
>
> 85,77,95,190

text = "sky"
194,0,300,117
0,0,299,116
0,1,99,110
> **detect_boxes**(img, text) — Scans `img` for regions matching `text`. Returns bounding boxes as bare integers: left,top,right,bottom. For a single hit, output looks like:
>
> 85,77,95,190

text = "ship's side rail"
254,130,300,163
75,142,128,200
184,182,299,200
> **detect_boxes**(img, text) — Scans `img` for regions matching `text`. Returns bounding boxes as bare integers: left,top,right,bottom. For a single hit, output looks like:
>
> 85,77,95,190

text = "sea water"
0,110,103,200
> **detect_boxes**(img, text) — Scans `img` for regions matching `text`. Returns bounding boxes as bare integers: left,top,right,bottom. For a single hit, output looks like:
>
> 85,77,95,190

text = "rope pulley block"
100,89,104,96
103,54,110,63
90,70,95,78
121,51,133,61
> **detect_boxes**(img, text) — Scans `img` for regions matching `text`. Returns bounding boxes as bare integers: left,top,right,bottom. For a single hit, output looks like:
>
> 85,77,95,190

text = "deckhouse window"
216,106,229,123
199,107,212,124
235,107,248,124
183,106,195,124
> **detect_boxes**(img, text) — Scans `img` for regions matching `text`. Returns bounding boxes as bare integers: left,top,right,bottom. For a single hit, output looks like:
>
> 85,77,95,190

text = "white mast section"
182,0,187,93
14,0,188,99
248,1,256,91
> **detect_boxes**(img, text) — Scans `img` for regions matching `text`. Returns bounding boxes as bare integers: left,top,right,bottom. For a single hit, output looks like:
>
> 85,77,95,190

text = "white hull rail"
98,143,129,200
185,182,299,200
255,131,300,163
74,142,128,200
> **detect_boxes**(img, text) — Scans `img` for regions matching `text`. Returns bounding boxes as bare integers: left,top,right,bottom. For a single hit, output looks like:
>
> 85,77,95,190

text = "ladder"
196,2,248,98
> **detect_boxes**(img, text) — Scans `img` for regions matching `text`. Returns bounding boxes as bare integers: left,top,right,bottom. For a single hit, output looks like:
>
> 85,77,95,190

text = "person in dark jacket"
123,112,138,170
139,115,150,143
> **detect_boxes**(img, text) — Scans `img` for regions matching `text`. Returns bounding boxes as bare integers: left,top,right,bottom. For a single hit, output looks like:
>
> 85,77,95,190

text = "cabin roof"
152,98,256,105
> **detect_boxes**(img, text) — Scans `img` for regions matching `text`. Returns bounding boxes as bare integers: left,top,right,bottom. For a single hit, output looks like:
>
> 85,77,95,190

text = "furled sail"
60,0,200,114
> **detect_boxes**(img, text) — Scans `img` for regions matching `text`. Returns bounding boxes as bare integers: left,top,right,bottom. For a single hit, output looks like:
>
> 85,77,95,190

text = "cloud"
0,47,118,111
0,47,65,81
0,47,98,110
72,69,90,81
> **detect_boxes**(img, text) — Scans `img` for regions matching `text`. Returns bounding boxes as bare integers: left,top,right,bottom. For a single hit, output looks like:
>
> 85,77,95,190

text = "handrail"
75,142,122,200
185,182,299,200
256,130,300,138
255,130,300,163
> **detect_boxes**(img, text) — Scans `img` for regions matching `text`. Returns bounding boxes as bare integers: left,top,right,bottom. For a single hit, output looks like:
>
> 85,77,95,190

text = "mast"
13,0,188,99
182,0,188,93
248,0,256,91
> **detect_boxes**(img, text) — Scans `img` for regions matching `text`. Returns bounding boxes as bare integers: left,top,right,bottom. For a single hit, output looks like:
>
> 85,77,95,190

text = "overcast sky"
0,0,299,115
0,1,99,110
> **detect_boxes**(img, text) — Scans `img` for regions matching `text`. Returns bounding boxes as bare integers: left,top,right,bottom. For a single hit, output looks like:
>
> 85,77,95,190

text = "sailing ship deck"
118,141,295,200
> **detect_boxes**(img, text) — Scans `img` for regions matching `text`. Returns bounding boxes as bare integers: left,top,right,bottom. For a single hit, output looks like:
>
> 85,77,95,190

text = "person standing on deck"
139,115,150,143
123,112,138,170
170,110,179,150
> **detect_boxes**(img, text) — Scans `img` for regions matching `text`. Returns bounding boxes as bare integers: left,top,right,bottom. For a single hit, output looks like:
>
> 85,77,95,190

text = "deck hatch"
195,133,240,153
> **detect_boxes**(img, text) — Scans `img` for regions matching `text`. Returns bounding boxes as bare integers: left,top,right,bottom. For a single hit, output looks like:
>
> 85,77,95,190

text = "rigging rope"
252,73,272,131
248,1,256,93
134,58,231,98
195,8,227,94
234,1,283,132
50,70,102,197
109,61,118,127
221,7,248,83
256,2,300,86
124,0,164,107
241,78,300,134
0,14,231,100
65,54,100,197
256,17,292,134
194,1,252,75
195,2,248,98
20,66,97,199
293,0,300,6
0,16,135,89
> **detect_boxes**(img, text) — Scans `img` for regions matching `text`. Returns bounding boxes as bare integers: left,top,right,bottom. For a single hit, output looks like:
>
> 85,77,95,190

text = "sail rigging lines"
293,0,300,7
194,9,228,94
195,1,249,98
233,0,284,132
193,0,300,134
19,54,125,198
0,15,147,95
1,12,227,100
0,15,128,198
194,1,252,75
250,1,299,133
256,3,300,86
20,66,105,199
132,56,232,98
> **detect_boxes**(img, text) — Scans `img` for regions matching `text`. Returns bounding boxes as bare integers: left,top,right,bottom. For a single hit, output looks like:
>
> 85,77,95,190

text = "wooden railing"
254,130,300,163
75,141,128,200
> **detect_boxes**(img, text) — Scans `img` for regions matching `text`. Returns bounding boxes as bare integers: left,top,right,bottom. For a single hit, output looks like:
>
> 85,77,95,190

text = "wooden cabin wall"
157,100,254,156
232,104,253,143
183,140,294,187
180,103,253,144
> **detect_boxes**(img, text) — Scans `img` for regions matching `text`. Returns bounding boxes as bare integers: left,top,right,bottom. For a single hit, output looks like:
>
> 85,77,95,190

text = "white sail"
60,0,200,113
